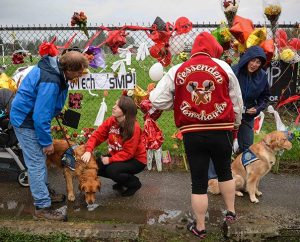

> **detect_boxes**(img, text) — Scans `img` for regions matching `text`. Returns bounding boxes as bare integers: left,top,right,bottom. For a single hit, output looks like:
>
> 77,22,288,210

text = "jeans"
13,126,51,208
208,159,218,179
238,119,254,152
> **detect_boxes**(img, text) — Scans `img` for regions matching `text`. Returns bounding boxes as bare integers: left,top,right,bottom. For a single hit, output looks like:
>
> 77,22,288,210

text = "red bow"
39,37,59,57
95,27,128,54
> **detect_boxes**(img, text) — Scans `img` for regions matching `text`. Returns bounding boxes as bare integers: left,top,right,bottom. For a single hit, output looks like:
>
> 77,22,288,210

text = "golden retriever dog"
208,131,292,203
46,139,101,205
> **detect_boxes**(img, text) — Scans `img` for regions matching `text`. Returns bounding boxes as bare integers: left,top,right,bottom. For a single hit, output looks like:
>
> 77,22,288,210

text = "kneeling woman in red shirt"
81,95,146,196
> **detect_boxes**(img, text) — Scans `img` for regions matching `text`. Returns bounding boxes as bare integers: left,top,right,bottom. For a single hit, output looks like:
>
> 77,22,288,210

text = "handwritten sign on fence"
266,61,298,102
69,72,136,90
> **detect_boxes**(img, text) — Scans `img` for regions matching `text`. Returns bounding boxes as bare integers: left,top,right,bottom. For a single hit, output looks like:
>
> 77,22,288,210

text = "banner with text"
69,72,136,90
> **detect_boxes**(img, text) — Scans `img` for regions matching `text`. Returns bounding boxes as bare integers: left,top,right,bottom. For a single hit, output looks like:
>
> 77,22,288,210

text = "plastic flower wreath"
71,11,89,38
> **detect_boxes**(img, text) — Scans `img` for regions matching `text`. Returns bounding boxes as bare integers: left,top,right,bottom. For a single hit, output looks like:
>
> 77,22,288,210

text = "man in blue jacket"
10,51,89,221
232,46,270,152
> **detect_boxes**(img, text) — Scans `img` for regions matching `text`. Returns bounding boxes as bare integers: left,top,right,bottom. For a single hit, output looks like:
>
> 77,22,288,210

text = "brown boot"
34,207,67,221
48,187,66,203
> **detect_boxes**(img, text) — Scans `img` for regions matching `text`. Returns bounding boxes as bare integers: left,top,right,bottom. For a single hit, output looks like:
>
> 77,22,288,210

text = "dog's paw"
68,194,76,201
235,191,244,197
250,197,259,203
256,191,262,196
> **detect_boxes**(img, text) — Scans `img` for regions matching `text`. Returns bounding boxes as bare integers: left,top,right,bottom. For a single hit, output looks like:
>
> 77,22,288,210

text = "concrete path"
0,168,299,241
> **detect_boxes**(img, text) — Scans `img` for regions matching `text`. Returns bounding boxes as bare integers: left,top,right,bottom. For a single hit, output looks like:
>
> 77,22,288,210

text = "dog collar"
262,139,273,151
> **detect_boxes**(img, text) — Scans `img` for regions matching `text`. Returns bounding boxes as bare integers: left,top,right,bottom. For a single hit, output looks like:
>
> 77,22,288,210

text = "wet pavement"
0,167,300,241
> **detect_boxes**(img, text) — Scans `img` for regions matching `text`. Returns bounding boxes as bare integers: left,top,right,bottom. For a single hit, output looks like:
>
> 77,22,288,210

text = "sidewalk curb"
0,220,140,240
223,220,280,241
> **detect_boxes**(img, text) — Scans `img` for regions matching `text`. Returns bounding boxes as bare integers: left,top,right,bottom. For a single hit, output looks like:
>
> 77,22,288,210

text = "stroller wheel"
18,171,29,187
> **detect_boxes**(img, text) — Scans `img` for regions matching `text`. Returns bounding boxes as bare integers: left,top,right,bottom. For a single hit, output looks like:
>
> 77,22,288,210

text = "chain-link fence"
0,23,299,152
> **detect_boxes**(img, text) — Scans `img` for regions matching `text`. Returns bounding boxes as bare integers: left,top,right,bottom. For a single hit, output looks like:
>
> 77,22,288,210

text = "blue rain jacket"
232,46,270,121
10,56,68,147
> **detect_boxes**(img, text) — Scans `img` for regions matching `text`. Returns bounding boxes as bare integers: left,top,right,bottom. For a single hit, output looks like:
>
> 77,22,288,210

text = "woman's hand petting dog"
101,156,109,165
81,151,91,163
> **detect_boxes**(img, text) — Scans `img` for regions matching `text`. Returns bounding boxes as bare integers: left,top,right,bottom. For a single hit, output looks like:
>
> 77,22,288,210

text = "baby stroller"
0,89,28,187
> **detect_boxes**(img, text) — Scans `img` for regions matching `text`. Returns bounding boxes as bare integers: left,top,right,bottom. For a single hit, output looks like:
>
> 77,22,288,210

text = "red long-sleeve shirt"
85,116,147,164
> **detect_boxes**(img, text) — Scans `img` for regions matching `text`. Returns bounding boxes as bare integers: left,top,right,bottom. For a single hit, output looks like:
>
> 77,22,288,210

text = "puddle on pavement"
68,202,182,224
0,194,227,226
0,200,33,220
0,171,224,225
0,197,183,225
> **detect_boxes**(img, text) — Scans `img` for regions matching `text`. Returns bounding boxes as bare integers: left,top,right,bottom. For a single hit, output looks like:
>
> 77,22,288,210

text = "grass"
0,227,83,242
3,55,300,172
0,225,225,242
254,112,300,161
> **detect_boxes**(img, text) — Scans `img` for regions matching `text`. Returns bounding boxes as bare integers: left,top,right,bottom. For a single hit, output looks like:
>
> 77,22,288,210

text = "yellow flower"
264,5,281,16
280,49,295,62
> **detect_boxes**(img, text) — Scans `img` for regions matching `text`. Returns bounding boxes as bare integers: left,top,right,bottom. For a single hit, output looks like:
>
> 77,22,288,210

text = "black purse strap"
55,116,73,149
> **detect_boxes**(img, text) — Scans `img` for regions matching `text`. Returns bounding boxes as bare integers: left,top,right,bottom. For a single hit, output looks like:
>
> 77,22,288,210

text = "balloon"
230,15,254,44
169,35,185,56
149,62,164,82
174,17,193,34
246,27,267,48
275,29,288,48
288,38,300,51
260,39,274,63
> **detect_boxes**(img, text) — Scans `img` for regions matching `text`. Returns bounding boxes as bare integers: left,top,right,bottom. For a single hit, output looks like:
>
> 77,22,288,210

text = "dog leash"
55,116,73,149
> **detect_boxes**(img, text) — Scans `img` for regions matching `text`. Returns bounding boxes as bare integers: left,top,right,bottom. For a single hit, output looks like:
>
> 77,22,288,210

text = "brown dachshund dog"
46,139,101,205
208,131,292,203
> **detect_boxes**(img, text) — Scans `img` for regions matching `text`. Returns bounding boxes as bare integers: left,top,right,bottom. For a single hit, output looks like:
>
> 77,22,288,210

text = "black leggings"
183,130,233,194
97,158,146,188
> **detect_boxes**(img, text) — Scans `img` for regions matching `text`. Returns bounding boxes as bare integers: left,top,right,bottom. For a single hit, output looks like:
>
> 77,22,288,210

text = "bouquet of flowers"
83,46,106,69
71,11,89,38
263,0,281,39
264,2,281,24
221,0,240,27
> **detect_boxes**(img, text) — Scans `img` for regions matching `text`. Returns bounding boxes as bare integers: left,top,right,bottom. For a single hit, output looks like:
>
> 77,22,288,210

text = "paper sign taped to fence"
69,72,136,90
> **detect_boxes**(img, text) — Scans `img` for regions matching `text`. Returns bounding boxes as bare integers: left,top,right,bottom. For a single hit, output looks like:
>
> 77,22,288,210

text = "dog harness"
61,144,78,171
241,149,259,167
283,131,294,141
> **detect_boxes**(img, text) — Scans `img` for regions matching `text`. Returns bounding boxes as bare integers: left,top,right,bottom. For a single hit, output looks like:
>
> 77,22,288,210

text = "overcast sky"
1,0,299,26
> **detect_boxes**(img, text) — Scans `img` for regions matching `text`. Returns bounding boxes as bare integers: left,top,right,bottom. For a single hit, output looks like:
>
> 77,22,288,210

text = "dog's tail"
208,179,220,195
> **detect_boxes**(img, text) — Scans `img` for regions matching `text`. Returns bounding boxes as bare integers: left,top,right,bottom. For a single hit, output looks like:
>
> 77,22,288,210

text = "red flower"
12,53,25,64
71,11,89,38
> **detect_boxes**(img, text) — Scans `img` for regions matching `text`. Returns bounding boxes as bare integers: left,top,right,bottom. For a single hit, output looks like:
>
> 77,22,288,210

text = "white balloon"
149,62,164,82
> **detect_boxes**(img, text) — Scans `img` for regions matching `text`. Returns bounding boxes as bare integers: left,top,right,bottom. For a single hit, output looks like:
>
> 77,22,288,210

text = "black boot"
112,183,125,192
122,178,142,197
